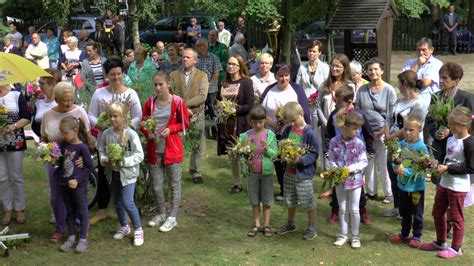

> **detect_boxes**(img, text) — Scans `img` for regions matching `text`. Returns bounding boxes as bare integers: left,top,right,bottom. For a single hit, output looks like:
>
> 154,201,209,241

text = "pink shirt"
249,129,267,174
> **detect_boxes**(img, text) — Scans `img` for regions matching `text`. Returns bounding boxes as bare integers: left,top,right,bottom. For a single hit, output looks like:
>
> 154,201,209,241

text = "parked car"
129,14,217,48
292,21,376,59
37,15,97,40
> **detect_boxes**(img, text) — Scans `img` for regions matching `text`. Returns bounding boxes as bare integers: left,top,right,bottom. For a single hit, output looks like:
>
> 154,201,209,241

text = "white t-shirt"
34,99,58,122
88,87,142,130
262,85,298,121
41,106,90,142
250,72,276,97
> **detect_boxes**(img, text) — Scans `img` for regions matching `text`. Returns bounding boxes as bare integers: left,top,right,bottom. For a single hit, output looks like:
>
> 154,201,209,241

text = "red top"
141,94,190,165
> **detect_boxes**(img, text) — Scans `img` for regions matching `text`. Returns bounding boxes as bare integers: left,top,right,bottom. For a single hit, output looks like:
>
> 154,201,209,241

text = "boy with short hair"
275,102,319,240
389,115,428,248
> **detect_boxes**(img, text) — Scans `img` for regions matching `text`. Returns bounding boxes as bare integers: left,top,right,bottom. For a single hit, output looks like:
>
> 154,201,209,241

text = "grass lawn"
1,139,473,265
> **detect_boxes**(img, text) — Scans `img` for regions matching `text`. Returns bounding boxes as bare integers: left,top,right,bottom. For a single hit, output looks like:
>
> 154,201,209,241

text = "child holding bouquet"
421,106,474,259
275,102,319,241
328,111,368,248
324,85,375,224
238,105,277,237
98,102,145,247
141,72,189,232
389,115,428,249
58,116,93,253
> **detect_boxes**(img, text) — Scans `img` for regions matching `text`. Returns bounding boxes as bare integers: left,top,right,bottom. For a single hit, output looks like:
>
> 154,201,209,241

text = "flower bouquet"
307,90,319,107
97,112,111,128
277,138,307,164
399,147,438,182
25,82,44,102
227,138,256,170
144,117,161,143
386,138,402,164
36,141,62,167
106,143,125,167
0,103,9,129
320,166,351,189
429,94,454,131
215,99,237,124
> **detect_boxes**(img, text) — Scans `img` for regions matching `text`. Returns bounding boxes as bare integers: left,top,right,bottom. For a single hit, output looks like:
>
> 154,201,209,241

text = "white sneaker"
334,235,348,246
159,217,177,232
148,214,166,227
133,228,144,247
351,238,361,249
113,225,131,239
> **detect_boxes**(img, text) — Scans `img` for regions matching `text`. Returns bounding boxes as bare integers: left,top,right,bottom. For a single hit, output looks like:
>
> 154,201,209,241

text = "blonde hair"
107,102,130,145
448,106,472,127
54,82,75,101
404,114,423,130
283,101,304,122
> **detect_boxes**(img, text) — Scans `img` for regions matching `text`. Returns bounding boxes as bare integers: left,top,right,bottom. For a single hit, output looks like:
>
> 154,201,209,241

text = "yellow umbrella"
0,52,52,86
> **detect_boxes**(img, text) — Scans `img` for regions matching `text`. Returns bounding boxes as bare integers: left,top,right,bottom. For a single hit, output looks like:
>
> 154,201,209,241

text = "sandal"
263,226,273,237
247,227,260,237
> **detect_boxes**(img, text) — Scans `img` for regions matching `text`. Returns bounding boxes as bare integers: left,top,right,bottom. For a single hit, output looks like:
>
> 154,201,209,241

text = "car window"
82,20,93,30
305,23,325,38
152,17,177,31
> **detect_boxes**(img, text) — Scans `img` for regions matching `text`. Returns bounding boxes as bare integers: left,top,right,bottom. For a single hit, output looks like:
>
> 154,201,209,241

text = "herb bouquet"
36,141,62,167
320,166,351,189
429,94,454,131
277,138,307,164
144,117,161,143
106,143,125,167
227,138,256,171
215,99,237,124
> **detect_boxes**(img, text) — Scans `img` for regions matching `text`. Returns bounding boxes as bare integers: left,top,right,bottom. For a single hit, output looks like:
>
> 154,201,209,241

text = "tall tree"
280,0,293,65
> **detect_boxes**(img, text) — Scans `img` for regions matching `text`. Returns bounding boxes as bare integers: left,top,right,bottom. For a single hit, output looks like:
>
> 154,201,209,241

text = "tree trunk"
280,0,293,65
129,0,140,46
469,0,474,31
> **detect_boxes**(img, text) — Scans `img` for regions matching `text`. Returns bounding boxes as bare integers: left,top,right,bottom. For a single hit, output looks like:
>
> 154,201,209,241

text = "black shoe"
192,176,203,184
366,193,378,200
228,185,243,194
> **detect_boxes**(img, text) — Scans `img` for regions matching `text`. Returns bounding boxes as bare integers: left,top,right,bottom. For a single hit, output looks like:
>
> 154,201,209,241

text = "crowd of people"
0,12,473,260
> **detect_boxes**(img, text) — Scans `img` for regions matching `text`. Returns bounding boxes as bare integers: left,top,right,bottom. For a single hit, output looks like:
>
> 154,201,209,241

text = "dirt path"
390,51,474,92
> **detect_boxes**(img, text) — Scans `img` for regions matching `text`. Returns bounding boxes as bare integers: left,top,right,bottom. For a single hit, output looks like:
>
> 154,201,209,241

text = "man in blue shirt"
442,5,460,55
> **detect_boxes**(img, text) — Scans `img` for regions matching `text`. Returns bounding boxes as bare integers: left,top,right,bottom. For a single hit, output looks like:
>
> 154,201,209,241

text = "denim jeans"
109,171,141,229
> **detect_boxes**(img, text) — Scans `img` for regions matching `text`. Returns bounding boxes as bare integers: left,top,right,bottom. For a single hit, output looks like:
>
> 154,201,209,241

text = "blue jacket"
281,125,319,180
260,81,311,124
393,139,427,192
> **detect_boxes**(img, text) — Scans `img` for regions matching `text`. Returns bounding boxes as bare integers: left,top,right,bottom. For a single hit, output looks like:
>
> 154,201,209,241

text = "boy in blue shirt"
389,114,428,248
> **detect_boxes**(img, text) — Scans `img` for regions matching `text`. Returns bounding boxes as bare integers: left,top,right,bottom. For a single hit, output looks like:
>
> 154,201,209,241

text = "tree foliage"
242,0,282,24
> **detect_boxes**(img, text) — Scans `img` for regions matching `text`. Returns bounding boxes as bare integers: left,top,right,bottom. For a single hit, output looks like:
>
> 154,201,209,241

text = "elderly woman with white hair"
250,53,277,99
229,33,248,62
350,60,369,90
60,36,83,77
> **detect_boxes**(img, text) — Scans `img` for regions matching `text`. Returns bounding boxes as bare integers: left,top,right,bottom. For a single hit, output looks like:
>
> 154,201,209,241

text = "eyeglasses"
227,63,240,68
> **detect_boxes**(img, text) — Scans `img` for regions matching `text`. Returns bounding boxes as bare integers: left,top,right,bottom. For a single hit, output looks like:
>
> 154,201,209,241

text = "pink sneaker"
420,241,447,251
438,247,462,259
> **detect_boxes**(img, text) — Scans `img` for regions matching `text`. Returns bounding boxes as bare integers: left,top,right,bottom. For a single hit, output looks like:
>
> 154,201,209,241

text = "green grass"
2,140,474,265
